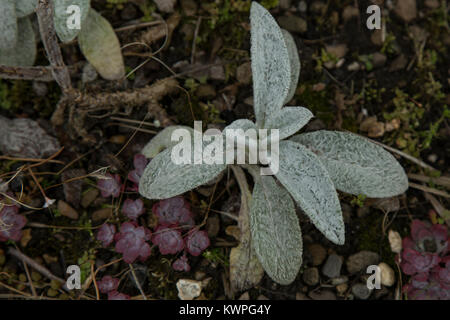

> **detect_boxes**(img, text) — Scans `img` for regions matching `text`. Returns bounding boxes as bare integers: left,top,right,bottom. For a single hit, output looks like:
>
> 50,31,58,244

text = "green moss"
356,214,396,267
297,83,334,125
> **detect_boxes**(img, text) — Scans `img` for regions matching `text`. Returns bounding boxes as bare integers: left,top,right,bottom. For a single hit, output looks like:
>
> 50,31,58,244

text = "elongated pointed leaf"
142,126,194,158
16,0,38,18
54,0,90,43
281,29,300,104
0,0,18,50
229,166,264,292
0,17,36,67
265,107,313,140
250,174,302,285
250,2,291,127
78,9,125,80
291,131,409,198
139,145,226,199
276,140,345,245
225,119,256,131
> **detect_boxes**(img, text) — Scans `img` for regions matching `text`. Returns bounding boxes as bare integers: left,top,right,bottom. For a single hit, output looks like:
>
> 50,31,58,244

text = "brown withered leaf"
229,167,264,294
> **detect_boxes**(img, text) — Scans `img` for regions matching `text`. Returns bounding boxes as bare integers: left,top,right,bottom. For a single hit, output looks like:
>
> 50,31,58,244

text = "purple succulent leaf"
411,220,433,242
122,199,145,220
152,226,184,255
115,222,152,263
0,205,27,242
97,174,122,198
128,154,149,184
172,254,191,272
97,275,120,293
96,224,116,247
185,230,210,256
128,170,140,185
432,258,450,290
133,154,148,175
409,220,449,255
401,248,440,274
107,291,130,300
152,196,194,227
410,272,429,289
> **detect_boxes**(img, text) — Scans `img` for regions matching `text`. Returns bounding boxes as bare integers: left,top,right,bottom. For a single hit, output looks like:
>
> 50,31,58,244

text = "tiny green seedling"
138,2,408,285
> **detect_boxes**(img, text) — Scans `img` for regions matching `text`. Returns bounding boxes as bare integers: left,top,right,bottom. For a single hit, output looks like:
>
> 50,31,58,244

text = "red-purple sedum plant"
98,275,120,294
96,223,116,247
122,199,145,220
151,196,210,271
97,173,123,198
128,154,149,192
400,219,450,300
0,195,27,242
94,155,209,286
114,222,152,264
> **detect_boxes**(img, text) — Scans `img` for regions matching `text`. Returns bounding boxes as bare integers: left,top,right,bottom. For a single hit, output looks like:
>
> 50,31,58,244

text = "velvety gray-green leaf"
16,0,38,18
250,174,302,285
291,131,409,198
78,9,125,80
225,119,256,131
139,147,226,200
265,107,313,140
141,126,194,158
276,140,345,245
281,29,300,104
250,2,291,127
0,0,18,50
54,0,90,42
0,17,36,67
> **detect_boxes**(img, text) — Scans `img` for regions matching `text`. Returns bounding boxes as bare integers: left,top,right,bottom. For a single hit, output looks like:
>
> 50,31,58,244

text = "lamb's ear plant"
0,0,124,80
0,0,37,66
138,2,408,285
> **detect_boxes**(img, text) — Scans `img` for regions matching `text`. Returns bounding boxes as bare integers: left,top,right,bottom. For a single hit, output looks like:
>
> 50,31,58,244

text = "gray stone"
372,52,387,68
279,0,292,9
346,251,380,274
277,16,307,34
322,254,343,278
352,283,373,300
342,6,359,22
307,244,327,266
302,267,319,286
309,290,336,300
236,62,252,85
394,0,417,22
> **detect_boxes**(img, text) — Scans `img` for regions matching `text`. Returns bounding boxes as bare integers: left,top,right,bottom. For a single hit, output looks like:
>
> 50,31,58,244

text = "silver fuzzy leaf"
139,145,226,200
16,0,38,18
0,0,18,50
291,131,409,198
281,29,300,104
265,107,313,140
250,2,291,127
276,140,345,245
0,17,36,67
54,0,90,43
78,9,125,80
250,174,303,285
141,126,194,158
